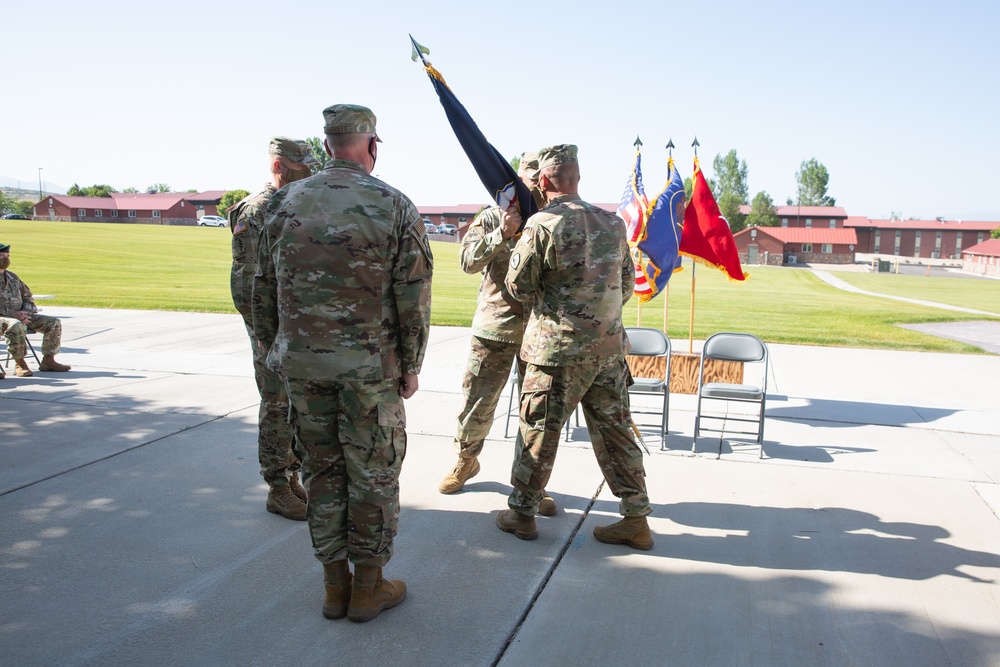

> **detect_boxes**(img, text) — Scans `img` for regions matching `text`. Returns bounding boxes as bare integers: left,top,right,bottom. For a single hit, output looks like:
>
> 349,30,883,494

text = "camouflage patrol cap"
519,151,540,174
322,104,382,142
537,144,578,171
269,136,319,165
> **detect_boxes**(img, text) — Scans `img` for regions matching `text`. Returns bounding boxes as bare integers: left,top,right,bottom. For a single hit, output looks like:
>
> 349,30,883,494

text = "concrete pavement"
2,307,1000,666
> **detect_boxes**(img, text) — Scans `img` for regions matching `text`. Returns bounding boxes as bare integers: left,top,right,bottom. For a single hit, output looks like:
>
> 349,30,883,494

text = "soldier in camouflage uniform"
438,154,557,516
0,242,71,379
253,105,433,622
496,145,653,550
229,137,317,521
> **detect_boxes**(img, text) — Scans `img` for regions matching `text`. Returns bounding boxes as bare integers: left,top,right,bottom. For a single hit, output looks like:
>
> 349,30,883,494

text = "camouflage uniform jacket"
228,182,276,319
252,159,434,381
506,194,633,366
461,206,524,344
0,270,38,317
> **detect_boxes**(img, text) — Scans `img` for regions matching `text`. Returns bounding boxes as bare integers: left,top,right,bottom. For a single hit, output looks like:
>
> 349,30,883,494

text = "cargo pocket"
519,368,553,431
376,400,407,467
372,399,406,556
467,352,484,377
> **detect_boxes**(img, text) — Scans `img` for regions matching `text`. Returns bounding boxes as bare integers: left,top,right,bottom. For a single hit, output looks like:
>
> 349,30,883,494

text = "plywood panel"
626,355,666,380
669,353,743,395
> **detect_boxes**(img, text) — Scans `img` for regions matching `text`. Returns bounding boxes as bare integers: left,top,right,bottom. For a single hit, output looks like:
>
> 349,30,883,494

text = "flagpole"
688,137,701,354
663,284,668,334
688,262,696,354
662,138,675,338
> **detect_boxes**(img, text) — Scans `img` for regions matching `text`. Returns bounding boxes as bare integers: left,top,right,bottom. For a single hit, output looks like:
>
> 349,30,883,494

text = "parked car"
439,223,457,236
423,220,440,234
198,215,228,227
1,213,29,220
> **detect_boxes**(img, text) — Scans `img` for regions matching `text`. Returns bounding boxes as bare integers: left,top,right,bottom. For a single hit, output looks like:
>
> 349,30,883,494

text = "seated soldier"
0,242,71,378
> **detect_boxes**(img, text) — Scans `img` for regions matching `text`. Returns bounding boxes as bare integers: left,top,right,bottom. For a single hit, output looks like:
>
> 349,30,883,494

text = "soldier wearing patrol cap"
437,152,557,516
228,136,317,521
253,104,433,622
0,241,71,378
496,144,654,549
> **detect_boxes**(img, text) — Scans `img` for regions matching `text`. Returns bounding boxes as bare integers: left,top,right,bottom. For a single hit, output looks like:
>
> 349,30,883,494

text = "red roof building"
31,192,225,224
845,218,998,260
961,238,1000,277
738,204,848,228
733,225,859,265
417,204,487,240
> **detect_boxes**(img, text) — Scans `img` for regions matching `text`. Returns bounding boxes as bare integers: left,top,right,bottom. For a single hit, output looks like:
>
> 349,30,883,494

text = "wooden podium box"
667,353,743,395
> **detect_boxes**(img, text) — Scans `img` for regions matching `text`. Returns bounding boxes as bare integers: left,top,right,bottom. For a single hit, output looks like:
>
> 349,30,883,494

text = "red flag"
679,158,747,281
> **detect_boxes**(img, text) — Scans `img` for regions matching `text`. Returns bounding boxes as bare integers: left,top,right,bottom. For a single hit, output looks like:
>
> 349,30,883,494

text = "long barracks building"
733,205,999,265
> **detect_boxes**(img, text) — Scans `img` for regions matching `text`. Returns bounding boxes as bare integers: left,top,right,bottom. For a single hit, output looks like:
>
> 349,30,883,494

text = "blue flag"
636,157,685,301
410,35,537,225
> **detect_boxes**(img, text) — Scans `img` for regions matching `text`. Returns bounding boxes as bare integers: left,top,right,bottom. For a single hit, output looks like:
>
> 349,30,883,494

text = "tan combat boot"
538,490,558,517
288,473,307,503
322,560,352,619
593,515,654,550
347,566,406,622
496,509,538,540
438,456,480,494
265,483,307,521
39,355,71,372
14,358,32,377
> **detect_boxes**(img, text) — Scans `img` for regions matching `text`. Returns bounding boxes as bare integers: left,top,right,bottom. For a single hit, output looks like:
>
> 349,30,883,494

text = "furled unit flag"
680,157,747,281
617,144,652,300
635,157,685,302
409,35,537,226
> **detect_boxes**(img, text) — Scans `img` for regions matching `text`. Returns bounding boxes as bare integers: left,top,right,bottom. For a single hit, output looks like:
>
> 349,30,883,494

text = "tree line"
684,153,836,233
65,183,181,196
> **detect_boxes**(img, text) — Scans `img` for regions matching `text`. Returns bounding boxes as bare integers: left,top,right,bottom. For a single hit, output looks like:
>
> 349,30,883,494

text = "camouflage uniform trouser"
0,313,62,358
286,376,407,567
455,336,526,458
239,315,298,486
509,355,651,518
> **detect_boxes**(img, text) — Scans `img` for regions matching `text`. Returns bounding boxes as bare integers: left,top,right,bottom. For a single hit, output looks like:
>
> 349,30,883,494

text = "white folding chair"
692,332,769,458
624,327,671,450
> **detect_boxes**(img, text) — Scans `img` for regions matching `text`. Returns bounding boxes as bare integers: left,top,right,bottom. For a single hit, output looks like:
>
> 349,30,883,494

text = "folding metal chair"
3,331,41,368
505,361,581,441
624,327,671,450
504,363,520,438
692,332,769,458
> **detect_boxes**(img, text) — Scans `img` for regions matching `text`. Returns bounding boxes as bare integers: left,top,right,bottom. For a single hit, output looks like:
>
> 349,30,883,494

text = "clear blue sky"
3,0,999,220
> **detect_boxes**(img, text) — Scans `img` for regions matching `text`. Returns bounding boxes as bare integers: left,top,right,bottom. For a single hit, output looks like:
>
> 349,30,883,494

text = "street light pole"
38,167,43,201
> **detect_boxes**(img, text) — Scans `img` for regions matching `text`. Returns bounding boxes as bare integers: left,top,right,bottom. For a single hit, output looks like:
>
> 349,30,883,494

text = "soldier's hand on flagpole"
501,206,522,240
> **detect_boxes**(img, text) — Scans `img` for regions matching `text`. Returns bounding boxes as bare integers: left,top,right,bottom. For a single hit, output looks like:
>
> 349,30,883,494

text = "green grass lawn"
629,263,998,352
2,220,997,353
826,271,1000,314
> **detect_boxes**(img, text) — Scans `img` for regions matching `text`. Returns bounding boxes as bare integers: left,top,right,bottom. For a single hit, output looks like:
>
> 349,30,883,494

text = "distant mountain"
0,175,65,195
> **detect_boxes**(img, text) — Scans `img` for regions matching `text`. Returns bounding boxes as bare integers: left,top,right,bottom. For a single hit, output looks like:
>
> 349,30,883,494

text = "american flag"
617,148,651,298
